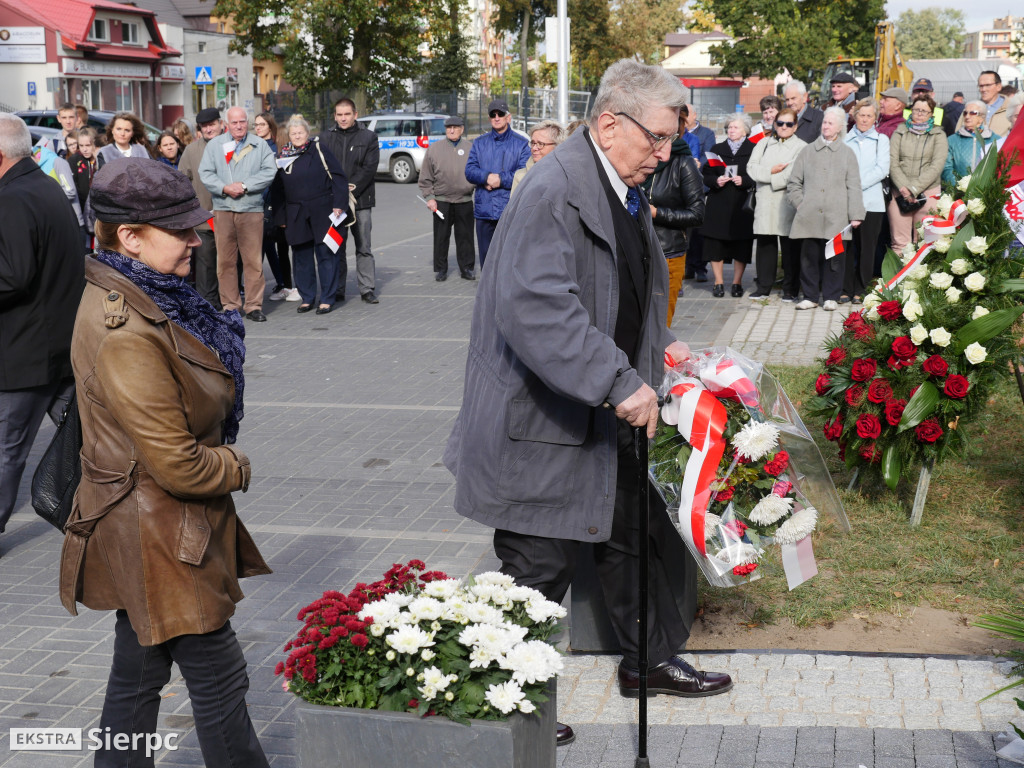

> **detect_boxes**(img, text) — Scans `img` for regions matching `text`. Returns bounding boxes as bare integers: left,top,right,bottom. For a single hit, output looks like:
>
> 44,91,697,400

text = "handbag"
741,188,756,215
31,389,82,532
894,193,927,214
312,138,357,227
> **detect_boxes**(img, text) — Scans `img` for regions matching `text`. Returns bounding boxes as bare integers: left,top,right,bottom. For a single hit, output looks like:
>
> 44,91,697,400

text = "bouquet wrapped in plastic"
650,347,848,588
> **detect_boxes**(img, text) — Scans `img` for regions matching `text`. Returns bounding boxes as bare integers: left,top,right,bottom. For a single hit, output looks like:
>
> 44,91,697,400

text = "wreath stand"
847,457,935,527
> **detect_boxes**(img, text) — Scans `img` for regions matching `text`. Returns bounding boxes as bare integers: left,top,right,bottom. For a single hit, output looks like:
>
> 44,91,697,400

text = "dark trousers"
263,227,292,290
842,211,884,298
754,235,800,296
799,238,845,303
475,218,499,268
0,378,74,532
685,229,707,277
95,610,269,768
433,201,476,275
293,241,340,306
193,228,220,310
339,208,374,297
493,422,689,670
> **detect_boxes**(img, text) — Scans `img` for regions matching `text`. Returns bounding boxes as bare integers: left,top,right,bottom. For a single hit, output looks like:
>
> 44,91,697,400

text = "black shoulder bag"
31,389,83,532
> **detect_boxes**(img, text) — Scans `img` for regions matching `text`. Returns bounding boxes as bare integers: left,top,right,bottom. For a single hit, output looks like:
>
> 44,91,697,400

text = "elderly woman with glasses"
943,100,999,185
842,98,889,303
700,113,756,297
511,120,566,194
887,94,947,251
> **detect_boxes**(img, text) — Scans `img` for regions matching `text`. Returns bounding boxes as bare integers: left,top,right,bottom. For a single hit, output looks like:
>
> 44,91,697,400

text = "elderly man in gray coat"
444,59,732,747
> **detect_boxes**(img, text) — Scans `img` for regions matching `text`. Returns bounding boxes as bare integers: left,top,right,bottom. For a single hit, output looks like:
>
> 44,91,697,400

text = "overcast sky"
883,0,1017,33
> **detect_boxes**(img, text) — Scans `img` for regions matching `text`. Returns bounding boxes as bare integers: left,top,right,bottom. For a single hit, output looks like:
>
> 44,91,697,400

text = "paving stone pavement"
0,184,1019,767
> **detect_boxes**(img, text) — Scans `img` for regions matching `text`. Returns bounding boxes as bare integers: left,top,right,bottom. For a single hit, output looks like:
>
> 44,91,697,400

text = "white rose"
967,198,985,216
950,258,970,275
866,305,880,320
936,194,954,217
972,306,990,320
862,293,881,310
945,287,962,304
963,272,986,292
932,237,951,254
909,324,928,345
964,342,988,364
903,301,923,322
965,235,988,255
901,243,918,263
929,327,952,347
909,264,930,280
929,272,953,290
957,174,972,192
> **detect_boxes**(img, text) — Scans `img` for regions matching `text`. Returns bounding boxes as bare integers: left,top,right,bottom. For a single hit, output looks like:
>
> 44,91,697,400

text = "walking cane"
633,424,651,768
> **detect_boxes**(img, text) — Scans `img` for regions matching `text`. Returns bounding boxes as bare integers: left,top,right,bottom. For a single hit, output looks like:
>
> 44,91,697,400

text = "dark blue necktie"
625,187,640,219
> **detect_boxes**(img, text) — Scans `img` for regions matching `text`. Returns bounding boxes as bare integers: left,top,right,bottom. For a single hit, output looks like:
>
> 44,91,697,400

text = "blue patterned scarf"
94,250,246,444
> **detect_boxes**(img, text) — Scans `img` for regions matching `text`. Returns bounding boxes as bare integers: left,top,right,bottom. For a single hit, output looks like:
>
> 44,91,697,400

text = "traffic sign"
194,66,212,84
27,81,35,96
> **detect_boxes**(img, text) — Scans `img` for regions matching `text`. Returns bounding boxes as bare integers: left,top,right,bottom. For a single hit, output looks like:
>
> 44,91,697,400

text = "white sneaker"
284,288,301,302
269,287,289,301
822,300,838,311
795,299,818,310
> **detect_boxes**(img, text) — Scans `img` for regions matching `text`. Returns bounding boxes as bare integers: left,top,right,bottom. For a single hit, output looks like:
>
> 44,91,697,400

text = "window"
123,22,139,44
197,41,206,53
375,120,400,137
115,80,133,111
427,118,446,135
83,80,101,110
397,119,420,136
90,18,109,41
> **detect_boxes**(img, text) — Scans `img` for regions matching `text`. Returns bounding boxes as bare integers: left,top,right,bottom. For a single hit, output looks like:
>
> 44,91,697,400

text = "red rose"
867,378,893,403
884,398,907,426
853,324,875,341
845,385,866,407
855,413,882,439
713,485,734,502
724,520,748,538
943,374,969,399
843,311,865,329
732,563,758,577
891,336,917,360
887,355,914,372
764,450,790,476
815,373,831,395
922,355,949,377
827,347,848,366
877,300,903,320
859,443,882,463
823,417,843,441
850,358,878,382
915,418,943,443
838,442,847,461
772,480,793,497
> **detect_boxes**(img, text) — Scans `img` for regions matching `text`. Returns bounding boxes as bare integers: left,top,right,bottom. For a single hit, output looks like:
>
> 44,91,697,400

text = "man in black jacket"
0,113,84,537
784,80,824,144
322,98,381,304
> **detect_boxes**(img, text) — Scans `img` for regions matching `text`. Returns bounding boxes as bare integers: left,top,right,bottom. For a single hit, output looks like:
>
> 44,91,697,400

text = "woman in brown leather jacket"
59,158,271,768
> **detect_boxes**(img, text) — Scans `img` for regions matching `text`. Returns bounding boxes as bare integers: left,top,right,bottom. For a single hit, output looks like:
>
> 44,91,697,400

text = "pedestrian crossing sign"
194,66,213,84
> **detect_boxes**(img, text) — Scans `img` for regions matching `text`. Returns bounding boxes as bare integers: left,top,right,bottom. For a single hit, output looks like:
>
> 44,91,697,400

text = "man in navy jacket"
464,99,530,269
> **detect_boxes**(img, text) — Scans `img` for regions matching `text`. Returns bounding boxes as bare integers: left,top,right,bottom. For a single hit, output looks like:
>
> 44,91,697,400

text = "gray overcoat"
443,129,675,543
786,137,866,241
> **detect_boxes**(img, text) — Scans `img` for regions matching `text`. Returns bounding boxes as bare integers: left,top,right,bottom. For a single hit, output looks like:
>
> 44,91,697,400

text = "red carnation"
859,443,882,463
884,398,907,426
732,563,758,577
915,418,943,443
845,385,866,407
922,355,949,377
764,450,790,476
350,633,369,648
853,324,875,341
855,413,882,440
943,375,970,399
891,336,917,360
713,485,734,502
815,373,831,395
850,358,877,382
867,378,893,403
877,300,903,320
823,417,843,441
826,347,848,366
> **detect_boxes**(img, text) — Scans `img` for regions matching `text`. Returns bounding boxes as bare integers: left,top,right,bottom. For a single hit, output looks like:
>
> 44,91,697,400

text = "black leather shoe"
335,292,345,302
435,272,448,282
618,657,733,698
297,304,313,314
315,305,332,315
460,270,476,280
712,283,725,298
731,284,744,298
245,310,267,322
556,722,575,746
695,272,708,283
361,292,379,304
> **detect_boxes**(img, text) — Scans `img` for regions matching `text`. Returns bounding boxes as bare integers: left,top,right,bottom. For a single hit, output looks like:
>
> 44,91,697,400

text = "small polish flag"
323,211,346,253
824,224,852,260
781,533,818,590
749,123,766,144
223,140,237,164
207,217,215,233
704,151,725,167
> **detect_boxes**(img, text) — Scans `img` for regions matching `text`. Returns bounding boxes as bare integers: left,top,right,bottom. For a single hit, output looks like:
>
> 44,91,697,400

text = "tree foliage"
607,0,687,65
894,8,966,60
422,0,480,94
491,0,555,95
691,0,885,79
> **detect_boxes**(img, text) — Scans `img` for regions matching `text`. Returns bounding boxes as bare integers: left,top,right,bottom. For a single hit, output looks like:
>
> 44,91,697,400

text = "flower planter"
294,681,557,768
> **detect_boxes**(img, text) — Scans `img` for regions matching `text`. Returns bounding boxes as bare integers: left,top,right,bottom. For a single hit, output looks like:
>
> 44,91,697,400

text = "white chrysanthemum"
731,421,780,461
909,324,928,345
408,597,444,623
420,666,458,693
469,647,498,667
421,649,436,661
703,512,722,541
936,193,953,217
470,583,510,606
748,494,795,526
903,301,923,322
441,597,471,624
957,174,972,191
501,639,564,684
383,592,415,608
506,585,538,603
964,342,988,364
965,235,988,255
423,578,462,599
464,601,505,625
370,623,386,637
945,286,962,304
485,680,527,715
967,198,985,216
932,237,951,254
909,263,930,280
929,272,953,290
862,292,881,310
525,598,567,623
773,507,818,545
386,625,435,655
972,305,990,320
517,698,536,714
950,258,970,275
474,571,516,588
929,327,952,347
964,272,986,292
715,543,759,566
359,599,401,627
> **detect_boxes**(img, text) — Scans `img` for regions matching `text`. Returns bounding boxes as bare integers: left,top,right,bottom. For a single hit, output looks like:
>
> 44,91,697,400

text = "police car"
356,112,448,183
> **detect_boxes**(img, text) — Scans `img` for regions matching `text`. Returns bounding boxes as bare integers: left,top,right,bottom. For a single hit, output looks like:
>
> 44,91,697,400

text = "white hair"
285,114,311,133
725,112,752,135
784,81,807,97
964,100,987,114
0,112,32,160
591,59,687,126
822,106,849,138
530,120,566,145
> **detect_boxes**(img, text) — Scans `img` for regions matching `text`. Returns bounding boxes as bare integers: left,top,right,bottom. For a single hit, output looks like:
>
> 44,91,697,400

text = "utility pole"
556,0,568,124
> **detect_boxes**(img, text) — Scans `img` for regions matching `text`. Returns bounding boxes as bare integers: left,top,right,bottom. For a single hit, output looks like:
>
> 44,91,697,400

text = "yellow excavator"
818,22,914,104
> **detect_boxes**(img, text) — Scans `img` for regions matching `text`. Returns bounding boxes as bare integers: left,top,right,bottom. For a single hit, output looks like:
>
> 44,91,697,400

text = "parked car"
28,125,61,147
356,112,448,183
15,109,161,144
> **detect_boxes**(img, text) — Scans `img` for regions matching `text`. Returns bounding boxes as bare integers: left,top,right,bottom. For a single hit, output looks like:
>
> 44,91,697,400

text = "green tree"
607,0,686,65
490,0,555,98
567,0,614,85
422,0,481,95
894,8,966,60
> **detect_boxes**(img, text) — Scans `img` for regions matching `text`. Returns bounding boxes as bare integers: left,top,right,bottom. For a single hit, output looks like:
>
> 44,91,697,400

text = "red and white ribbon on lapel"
699,358,760,409
886,241,933,289
921,198,967,242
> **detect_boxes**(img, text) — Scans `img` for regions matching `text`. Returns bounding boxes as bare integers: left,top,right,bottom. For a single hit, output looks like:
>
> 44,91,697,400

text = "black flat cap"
196,107,220,124
829,72,858,85
487,98,510,114
91,158,212,230
444,115,465,127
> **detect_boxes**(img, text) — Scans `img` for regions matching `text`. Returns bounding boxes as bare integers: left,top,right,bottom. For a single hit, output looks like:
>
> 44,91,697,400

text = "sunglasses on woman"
963,110,983,116
775,120,795,127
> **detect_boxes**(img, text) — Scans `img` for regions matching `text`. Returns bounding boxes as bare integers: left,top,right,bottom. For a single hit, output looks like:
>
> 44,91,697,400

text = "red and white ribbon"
921,198,966,242
886,242,933,289
699,358,760,409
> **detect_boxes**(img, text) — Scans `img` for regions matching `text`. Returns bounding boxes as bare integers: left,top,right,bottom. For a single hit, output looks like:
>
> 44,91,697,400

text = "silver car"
356,112,448,183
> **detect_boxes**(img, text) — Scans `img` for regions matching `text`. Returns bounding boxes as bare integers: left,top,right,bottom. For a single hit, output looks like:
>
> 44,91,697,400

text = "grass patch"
696,363,1024,627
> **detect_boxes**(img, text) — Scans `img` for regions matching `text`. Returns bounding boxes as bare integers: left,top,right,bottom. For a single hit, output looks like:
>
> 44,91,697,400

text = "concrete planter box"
294,681,556,768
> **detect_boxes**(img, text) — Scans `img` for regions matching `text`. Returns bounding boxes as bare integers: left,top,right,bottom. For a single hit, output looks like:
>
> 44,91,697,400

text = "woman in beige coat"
746,107,806,300
60,158,271,768
888,94,948,250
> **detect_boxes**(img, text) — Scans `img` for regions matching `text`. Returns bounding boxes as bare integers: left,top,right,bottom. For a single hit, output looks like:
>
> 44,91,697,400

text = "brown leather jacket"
60,257,270,646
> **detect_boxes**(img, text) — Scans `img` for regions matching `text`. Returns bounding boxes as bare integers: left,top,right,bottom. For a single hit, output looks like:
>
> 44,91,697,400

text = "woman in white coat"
746,107,806,300
843,98,889,303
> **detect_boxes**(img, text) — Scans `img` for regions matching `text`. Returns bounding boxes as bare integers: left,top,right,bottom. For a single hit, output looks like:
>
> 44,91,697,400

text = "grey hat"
444,115,465,127
195,107,220,124
829,72,858,85
91,158,212,230
881,87,909,105
487,98,510,115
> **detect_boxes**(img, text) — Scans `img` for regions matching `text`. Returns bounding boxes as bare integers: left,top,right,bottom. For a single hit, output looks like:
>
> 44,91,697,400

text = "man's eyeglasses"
614,112,679,149
530,140,556,149
489,110,507,119
775,120,796,127
978,81,999,88
963,110,983,116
